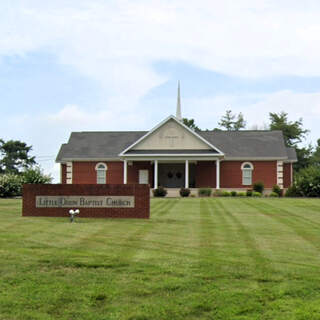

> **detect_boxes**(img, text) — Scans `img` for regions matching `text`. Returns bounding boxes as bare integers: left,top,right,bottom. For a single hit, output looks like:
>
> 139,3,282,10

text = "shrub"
153,186,167,197
238,192,246,197
198,188,212,197
253,181,264,194
285,185,301,197
179,188,190,197
294,165,320,197
231,191,237,197
213,190,223,197
0,174,23,198
271,185,282,197
22,167,52,184
252,191,262,197
269,192,279,197
246,189,253,197
221,191,231,197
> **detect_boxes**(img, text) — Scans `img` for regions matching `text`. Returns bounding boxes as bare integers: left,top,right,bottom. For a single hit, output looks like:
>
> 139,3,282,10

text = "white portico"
119,119,224,190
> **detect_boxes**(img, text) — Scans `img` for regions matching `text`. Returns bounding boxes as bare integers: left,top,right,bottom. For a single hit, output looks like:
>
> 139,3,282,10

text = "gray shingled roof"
56,131,146,161
199,130,288,158
56,130,296,162
286,147,297,161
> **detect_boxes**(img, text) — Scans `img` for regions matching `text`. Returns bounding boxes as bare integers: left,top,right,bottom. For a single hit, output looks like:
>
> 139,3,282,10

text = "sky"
1,0,320,182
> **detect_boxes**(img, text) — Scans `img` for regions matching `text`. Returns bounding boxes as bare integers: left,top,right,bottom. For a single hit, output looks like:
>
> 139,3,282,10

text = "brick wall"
62,160,279,189
64,161,154,186
128,161,153,185
283,163,292,188
220,161,277,188
195,160,277,188
71,161,123,184
195,161,216,188
22,184,150,219
61,164,66,184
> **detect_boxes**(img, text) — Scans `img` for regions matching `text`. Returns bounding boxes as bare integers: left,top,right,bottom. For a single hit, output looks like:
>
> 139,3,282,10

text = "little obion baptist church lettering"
36,196,134,208
22,184,150,219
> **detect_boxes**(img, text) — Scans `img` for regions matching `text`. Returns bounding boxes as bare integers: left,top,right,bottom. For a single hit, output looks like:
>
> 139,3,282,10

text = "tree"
182,118,200,131
269,111,308,147
0,140,36,174
269,111,310,172
218,110,246,131
295,144,313,171
311,139,320,166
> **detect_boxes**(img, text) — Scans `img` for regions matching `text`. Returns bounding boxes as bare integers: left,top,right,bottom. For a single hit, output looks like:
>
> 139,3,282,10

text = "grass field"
1,198,320,320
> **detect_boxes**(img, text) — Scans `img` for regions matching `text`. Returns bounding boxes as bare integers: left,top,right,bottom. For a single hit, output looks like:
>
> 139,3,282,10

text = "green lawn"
1,198,320,320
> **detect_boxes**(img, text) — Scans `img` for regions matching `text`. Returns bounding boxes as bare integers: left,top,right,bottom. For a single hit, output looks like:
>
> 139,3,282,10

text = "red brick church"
56,86,296,194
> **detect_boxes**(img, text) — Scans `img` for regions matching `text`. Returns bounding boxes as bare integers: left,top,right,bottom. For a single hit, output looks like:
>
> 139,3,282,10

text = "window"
95,163,107,184
241,162,253,185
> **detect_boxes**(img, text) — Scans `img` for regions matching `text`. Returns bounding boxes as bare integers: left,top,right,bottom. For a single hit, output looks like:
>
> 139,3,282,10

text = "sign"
36,196,135,208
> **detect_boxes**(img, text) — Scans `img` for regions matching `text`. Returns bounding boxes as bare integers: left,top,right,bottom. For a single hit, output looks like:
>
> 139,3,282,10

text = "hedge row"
0,168,52,198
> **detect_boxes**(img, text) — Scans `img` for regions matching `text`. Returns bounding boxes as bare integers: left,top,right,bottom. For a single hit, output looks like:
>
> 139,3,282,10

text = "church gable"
132,118,211,150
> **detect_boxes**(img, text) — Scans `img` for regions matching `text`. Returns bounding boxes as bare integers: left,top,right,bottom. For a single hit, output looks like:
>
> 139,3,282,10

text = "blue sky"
1,0,320,181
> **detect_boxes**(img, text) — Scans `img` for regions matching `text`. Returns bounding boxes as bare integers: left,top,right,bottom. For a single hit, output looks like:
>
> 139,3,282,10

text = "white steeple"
176,81,182,121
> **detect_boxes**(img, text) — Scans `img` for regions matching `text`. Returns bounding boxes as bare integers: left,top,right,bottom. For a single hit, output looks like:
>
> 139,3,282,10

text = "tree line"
183,110,319,172
0,140,52,197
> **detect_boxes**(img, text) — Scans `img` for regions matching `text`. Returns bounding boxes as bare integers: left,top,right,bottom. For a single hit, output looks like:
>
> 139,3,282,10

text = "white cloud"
2,0,320,100
184,90,320,144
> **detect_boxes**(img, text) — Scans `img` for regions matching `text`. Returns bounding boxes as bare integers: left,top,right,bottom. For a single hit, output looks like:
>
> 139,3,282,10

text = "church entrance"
158,163,196,188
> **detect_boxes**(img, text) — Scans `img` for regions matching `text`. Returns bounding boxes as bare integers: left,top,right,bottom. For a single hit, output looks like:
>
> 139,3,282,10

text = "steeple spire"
176,81,182,121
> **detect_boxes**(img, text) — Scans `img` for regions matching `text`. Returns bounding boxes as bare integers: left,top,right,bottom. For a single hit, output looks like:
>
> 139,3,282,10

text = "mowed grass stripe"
243,199,320,251
214,199,277,280
2,198,320,319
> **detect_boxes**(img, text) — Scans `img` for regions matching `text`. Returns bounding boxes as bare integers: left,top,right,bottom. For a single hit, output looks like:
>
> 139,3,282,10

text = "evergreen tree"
218,110,246,131
0,139,36,174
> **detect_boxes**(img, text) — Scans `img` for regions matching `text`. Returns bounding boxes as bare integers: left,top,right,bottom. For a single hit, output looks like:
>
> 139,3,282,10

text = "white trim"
277,160,284,187
119,115,225,156
95,162,107,184
123,160,127,184
120,156,223,161
226,157,288,161
241,162,254,170
241,162,253,185
154,160,158,189
95,162,107,170
66,162,72,184
216,159,220,189
121,153,222,157
57,158,120,163
185,160,189,188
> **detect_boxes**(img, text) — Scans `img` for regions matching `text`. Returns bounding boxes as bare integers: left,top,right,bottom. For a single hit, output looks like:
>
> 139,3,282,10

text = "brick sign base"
22,184,150,219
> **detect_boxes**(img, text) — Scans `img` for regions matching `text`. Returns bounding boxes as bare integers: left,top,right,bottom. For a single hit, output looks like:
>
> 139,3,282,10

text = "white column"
216,159,220,189
154,160,158,189
123,160,127,184
185,160,189,188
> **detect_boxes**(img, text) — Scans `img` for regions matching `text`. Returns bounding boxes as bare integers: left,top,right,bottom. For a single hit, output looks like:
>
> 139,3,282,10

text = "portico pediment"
120,116,224,156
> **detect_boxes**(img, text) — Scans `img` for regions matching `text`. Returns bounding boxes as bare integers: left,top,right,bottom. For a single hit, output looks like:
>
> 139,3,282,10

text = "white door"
139,170,149,184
